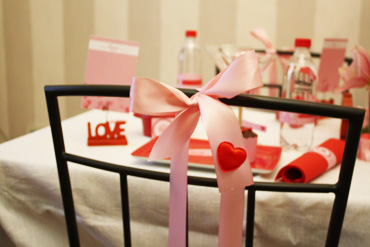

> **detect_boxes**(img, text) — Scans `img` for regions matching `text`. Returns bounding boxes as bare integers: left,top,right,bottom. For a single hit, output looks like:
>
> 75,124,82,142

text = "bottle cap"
186,30,197,37
295,38,311,48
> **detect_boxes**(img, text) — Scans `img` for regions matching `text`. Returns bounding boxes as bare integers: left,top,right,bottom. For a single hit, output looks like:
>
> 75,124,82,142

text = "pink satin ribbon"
250,27,292,97
130,51,263,247
336,45,370,93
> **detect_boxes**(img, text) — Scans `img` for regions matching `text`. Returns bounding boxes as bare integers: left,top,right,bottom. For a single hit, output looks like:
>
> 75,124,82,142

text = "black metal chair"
45,84,364,247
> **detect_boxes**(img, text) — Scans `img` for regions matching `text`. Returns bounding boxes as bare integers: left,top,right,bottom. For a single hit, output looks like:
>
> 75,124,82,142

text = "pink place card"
318,38,348,92
81,36,139,112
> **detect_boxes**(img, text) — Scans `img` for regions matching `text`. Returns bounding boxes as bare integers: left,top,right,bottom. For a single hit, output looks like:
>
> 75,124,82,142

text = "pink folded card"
358,133,370,161
81,36,139,112
318,38,348,92
276,138,345,183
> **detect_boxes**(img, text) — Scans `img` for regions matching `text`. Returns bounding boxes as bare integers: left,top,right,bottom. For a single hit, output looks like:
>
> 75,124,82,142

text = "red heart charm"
217,142,247,172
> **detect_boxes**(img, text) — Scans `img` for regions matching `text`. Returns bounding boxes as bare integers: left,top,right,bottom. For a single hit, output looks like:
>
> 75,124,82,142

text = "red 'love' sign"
87,121,128,146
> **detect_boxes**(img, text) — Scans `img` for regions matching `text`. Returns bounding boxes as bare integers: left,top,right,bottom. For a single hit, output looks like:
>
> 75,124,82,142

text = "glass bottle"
279,38,318,151
177,30,202,88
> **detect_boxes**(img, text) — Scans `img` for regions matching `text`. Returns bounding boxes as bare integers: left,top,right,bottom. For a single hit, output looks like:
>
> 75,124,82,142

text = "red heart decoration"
217,142,247,172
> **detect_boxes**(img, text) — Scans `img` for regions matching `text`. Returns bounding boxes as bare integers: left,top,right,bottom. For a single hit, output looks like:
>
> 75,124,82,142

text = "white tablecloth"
0,109,369,247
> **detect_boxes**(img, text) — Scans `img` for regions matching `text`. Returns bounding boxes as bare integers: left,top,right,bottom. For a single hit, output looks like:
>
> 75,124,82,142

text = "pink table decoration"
318,38,348,92
87,121,127,146
335,45,370,93
134,113,176,137
130,51,263,246
335,45,370,161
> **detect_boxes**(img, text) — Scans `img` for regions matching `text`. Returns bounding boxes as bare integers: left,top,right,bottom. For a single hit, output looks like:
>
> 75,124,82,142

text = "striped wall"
0,0,369,140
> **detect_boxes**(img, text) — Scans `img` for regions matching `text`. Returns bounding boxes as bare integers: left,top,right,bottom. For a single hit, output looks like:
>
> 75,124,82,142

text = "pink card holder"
81,36,139,112
318,38,348,92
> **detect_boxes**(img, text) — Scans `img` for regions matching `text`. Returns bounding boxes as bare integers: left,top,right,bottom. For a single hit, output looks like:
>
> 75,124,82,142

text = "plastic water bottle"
279,38,317,151
177,30,202,88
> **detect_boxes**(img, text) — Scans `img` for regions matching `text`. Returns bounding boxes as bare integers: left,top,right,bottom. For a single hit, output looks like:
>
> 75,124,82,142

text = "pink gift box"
135,114,175,137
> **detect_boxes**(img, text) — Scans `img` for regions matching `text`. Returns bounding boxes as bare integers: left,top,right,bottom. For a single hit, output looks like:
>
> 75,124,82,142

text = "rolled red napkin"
276,138,345,183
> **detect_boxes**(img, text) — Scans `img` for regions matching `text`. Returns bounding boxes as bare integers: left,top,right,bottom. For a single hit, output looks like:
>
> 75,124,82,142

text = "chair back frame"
45,84,364,247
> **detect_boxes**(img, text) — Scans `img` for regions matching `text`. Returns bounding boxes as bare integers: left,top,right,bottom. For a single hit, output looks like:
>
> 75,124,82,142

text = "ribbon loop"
130,77,191,116
200,51,263,98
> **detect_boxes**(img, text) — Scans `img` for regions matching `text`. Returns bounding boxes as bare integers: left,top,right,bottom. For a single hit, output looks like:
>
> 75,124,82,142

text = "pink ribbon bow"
250,27,292,96
130,51,263,247
335,45,370,93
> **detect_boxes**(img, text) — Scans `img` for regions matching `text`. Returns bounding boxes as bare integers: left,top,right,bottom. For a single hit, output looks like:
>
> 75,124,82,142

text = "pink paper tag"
318,38,348,92
81,36,139,112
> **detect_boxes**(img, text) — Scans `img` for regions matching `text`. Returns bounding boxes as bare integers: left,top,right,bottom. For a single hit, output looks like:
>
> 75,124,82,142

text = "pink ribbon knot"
250,27,293,96
130,50,263,247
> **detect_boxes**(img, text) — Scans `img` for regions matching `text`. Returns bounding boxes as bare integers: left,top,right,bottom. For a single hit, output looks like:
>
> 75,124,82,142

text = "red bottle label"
177,74,202,86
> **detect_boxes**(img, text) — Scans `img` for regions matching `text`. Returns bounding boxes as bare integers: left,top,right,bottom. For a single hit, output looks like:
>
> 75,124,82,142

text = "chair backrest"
45,84,364,247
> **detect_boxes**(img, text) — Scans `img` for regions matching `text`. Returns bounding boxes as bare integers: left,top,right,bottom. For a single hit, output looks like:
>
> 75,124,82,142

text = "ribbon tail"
198,94,252,247
149,107,200,161
250,27,274,50
198,94,254,192
218,189,245,247
168,139,189,247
